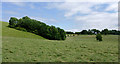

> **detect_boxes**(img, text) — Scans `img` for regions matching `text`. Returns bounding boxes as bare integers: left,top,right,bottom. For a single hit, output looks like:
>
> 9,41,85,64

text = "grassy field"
2,22,118,62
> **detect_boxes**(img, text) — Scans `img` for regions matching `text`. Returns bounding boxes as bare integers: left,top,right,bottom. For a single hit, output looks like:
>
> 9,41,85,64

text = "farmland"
2,22,118,62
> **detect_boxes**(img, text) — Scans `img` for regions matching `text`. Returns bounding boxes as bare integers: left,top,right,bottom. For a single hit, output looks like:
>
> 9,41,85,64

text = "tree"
87,29,93,35
66,32,74,34
9,17,18,27
91,29,100,34
96,34,102,41
81,30,88,34
75,32,81,35
101,29,109,35
22,16,30,19
59,29,66,40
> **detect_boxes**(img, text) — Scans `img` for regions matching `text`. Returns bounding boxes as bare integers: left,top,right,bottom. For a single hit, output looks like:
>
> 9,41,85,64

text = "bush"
96,34,102,41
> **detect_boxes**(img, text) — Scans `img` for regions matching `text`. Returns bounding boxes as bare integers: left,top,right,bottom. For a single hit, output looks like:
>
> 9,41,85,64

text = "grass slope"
2,22,45,39
2,22,118,62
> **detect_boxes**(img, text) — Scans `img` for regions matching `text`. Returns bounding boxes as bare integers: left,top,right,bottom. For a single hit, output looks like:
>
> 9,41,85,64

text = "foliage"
67,29,120,35
96,33,102,41
15,27,27,32
9,17,18,28
101,29,109,35
87,29,93,35
66,31,74,34
81,30,88,34
8,16,66,40
91,29,100,34
75,32,81,35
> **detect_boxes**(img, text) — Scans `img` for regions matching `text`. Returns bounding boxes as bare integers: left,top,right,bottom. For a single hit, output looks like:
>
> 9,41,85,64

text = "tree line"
66,29,120,35
8,16,66,40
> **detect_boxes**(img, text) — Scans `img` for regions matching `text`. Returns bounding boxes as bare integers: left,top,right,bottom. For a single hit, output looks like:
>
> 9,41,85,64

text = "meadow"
2,22,118,62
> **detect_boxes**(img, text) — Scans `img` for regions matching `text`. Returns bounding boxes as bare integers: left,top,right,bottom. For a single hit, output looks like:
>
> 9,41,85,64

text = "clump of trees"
96,34,102,41
66,32,74,34
67,29,120,35
8,16,66,40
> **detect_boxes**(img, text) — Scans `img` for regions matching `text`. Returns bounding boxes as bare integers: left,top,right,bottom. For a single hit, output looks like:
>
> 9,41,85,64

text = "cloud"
65,29,82,32
2,0,63,2
2,1,118,32
63,2,93,17
2,0,119,2
30,16,58,23
64,0,119,2
47,2,113,17
48,2,118,17
75,12,118,30
47,2,118,31
105,3,118,12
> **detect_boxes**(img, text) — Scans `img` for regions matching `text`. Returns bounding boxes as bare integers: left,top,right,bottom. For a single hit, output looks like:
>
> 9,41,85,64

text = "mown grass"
2,22,118,62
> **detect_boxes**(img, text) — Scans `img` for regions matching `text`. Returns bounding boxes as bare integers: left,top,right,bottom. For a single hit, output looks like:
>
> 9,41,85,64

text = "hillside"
2,21,118,62
2,21,45,39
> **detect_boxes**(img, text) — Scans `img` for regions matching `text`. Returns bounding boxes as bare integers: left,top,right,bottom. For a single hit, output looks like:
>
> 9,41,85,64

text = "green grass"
2,22,45,39
2,22,118,62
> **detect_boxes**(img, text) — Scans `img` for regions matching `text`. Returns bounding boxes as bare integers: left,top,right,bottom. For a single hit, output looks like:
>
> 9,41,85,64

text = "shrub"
96,34,102,41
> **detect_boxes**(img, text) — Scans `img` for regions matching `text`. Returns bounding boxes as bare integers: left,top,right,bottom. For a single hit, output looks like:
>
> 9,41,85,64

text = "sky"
1,0,119,32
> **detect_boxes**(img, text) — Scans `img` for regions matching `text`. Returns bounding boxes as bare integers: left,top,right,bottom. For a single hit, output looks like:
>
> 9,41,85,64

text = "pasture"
2,22,118,62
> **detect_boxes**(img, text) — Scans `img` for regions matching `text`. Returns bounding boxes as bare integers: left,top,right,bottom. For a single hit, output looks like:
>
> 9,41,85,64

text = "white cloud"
2,0,119,2
2,1,118,31
47,2,118,31
65,29,81,32
2,0,63,2
47,2,118,17
75,12,118,22
105,3,118,12
47,2,94,17
30,16,58,23
75,12,118,30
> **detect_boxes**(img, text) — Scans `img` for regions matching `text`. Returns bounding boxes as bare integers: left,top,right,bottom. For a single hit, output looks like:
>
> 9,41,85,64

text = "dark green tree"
66,32,74,34
91,29,100,34
81,30,88,34
9,17,18,27
75,32,81,35
96,33,102,41
101,29,109,35
87,29,93,35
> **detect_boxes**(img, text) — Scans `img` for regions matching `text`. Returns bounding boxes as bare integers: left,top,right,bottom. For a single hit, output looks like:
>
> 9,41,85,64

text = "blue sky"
2,1,118,32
